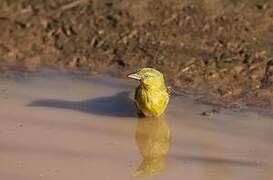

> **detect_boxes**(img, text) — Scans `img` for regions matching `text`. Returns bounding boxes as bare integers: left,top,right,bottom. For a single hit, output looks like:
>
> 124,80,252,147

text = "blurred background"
0,0,273,108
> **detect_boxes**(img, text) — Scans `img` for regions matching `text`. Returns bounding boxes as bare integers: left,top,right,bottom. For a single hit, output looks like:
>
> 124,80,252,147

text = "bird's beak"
127,72,141,80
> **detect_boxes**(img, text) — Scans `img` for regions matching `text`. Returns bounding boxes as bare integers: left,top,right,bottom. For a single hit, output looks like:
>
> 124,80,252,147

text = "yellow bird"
128,68,170,117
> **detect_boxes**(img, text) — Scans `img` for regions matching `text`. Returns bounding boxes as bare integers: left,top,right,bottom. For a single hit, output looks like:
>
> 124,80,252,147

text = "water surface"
0,69,273,180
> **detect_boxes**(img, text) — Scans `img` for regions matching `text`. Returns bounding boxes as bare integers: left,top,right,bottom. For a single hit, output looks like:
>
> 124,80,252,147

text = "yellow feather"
128,68,170,117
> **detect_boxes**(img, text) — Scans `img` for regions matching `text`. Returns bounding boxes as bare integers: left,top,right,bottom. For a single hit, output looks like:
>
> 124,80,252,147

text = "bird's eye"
144,74,150,79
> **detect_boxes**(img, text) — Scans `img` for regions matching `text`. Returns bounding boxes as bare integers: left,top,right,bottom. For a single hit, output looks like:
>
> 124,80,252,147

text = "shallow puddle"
0,69,273,180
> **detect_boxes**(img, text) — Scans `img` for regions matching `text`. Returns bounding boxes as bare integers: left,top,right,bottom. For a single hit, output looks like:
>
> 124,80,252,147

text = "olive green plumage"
128,68,170,117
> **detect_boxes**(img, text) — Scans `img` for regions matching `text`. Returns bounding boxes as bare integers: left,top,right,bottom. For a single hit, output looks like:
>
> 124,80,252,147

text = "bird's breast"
135,86,169,116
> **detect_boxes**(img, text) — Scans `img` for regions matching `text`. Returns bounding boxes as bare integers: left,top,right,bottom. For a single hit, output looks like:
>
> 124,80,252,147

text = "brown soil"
0,0,273,109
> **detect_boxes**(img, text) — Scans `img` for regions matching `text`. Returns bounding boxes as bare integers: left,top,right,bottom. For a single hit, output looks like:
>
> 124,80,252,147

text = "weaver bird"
128,68,170,117
133,116,171,176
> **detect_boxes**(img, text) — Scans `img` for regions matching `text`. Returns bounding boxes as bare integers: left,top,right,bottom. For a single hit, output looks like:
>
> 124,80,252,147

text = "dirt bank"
0,0,273,109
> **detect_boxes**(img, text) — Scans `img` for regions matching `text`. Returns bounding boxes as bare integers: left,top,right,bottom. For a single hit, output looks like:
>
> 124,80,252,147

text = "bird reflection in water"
133,115,171,177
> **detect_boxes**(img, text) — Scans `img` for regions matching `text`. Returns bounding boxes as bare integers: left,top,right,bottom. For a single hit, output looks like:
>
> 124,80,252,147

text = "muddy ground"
0,0,273,110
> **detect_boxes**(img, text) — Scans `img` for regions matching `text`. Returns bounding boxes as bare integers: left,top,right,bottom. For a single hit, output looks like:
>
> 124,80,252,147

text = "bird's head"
127,68,166,89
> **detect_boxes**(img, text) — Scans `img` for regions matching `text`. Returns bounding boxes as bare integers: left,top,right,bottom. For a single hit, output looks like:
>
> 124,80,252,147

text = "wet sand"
0,69,273,180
